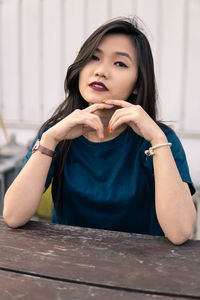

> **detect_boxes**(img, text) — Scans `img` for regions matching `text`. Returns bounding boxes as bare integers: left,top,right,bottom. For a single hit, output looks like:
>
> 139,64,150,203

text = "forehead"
97,34,136,57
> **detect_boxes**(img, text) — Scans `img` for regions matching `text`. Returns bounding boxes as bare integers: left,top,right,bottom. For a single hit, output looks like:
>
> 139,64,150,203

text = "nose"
95,70,106,78
94,63,109,79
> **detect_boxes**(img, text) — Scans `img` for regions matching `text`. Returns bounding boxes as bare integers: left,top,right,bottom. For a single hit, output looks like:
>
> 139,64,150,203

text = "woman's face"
79,34,138,104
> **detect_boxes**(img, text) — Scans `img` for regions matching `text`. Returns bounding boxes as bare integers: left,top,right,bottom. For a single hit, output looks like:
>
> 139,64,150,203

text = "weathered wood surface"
0,218,200,299
0,270,188,300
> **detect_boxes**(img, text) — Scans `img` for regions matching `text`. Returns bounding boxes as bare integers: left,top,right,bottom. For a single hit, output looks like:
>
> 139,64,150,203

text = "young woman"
3,18,196,245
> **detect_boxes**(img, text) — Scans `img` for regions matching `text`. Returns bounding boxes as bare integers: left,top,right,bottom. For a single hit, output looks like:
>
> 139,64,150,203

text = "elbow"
166,209,197,246
3,193,19,228
3,218,20,229
3,209,26,229
167,226,194,246
3,213,20,229
168,234,191,246
3,191,29,229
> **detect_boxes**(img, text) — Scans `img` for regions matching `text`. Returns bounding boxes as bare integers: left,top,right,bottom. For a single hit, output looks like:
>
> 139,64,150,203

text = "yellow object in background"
37,184,53,219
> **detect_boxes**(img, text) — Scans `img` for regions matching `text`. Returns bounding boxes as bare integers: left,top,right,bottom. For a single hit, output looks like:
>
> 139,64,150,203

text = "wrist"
150,133,168,147
41,131,59,151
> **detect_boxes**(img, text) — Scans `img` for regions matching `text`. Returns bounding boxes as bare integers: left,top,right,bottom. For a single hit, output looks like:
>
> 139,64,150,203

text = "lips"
89,81,108,92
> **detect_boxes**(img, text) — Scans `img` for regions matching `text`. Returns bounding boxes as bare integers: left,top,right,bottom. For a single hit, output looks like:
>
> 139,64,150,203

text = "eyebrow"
95,48,133,62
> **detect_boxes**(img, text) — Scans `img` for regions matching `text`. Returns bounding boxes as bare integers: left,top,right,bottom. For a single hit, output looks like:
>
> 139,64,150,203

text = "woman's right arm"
3,103,112,228
3,133,58,228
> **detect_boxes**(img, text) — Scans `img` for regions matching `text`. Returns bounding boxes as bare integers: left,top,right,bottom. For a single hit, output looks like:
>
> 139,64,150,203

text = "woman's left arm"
106,99,197,245
150,136,196,245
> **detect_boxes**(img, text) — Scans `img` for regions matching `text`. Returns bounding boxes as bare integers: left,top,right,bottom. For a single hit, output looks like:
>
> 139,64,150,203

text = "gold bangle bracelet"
145,142,172,156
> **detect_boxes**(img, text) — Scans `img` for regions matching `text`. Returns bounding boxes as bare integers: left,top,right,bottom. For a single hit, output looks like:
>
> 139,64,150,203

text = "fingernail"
96,125,99,130
107,127,111,134
103,99,107,103
110,126,113,132
101,133,104,139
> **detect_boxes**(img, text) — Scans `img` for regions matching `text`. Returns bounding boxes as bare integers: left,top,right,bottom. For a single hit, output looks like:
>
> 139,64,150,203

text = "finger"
77,114,104,138
110,114,133,131
82,124,103,138
84,103,114,113
103,99,133,108
82,125,96,134
109,108,131,128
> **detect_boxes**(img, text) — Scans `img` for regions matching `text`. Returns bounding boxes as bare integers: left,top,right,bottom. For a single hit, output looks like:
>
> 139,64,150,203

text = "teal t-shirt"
23,126,195,236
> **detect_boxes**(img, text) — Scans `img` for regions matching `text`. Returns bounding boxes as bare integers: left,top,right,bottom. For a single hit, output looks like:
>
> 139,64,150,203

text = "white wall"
0,0,200,186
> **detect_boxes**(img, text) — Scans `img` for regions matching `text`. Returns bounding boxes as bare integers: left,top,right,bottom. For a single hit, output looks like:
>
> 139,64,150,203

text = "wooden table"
0,217,200,299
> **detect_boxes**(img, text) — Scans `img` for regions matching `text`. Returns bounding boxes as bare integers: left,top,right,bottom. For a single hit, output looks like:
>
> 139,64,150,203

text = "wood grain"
0,218,200,298
0,270,189,300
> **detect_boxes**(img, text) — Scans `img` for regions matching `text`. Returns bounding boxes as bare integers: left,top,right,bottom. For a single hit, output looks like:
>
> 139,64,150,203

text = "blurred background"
0,0,199,236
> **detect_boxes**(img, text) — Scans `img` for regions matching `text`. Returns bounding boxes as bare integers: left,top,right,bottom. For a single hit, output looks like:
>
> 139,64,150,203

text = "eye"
91,55,99,61
115,61,128,68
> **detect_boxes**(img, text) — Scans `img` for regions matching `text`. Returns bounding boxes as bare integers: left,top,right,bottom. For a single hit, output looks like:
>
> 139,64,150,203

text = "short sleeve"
164,128,196,195
19,132,55,191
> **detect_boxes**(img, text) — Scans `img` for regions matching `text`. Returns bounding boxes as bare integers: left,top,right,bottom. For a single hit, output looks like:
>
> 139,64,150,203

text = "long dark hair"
39,17,160,215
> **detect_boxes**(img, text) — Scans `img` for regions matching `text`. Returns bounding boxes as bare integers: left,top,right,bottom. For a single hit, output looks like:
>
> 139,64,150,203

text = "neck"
84,107,127,142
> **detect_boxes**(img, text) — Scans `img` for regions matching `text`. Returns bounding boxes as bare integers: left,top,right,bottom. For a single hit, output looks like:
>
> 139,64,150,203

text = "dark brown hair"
39,17,160,215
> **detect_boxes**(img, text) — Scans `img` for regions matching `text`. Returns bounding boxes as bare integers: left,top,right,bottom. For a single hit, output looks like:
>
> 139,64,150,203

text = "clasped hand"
46,100,166,145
